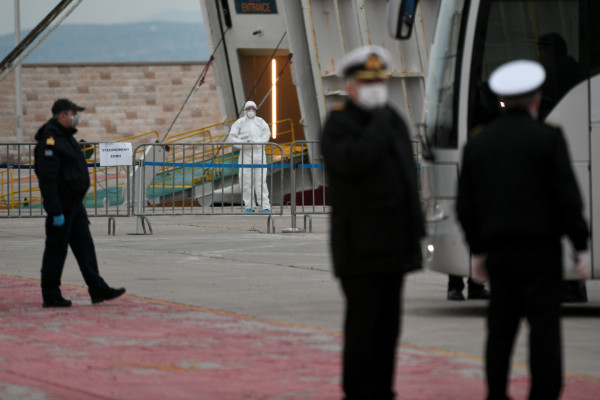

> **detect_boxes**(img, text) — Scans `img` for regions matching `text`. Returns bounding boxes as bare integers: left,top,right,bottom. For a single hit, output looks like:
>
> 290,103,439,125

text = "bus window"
586,1,600,76
468,0,583,133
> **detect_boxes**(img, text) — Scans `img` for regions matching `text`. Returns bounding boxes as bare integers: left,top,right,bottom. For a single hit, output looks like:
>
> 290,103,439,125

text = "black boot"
447,288,465,301
43,296,72,308
91,287,126,304
468,287,491,300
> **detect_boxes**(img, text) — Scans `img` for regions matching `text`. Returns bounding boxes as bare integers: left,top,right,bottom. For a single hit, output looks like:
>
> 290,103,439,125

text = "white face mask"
246,110,256,119
356,82,388,110
71,114,80,128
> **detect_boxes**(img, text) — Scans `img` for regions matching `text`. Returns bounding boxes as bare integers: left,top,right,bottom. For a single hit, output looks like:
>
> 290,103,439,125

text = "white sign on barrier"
99,142,132,166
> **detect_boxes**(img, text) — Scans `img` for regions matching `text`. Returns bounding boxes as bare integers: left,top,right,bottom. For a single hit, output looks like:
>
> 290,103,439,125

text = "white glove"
471,254,488,284
238,131,252,142
573,251,591,280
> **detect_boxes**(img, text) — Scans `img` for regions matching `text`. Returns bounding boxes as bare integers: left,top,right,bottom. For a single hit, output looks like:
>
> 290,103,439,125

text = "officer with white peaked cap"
321,45,425,399
488,59,546,97
450,60,548,303
456,59,589,400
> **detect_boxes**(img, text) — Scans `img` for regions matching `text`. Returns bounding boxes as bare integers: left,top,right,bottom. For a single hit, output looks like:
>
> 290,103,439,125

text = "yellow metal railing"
269,118,295,143
166,128,212,143
0,164,41,210
165,120,236,144
266,119,301,160
118,130,160,143
156,120,237,192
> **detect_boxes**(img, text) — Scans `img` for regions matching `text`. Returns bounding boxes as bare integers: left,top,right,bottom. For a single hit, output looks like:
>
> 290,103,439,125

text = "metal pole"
14,0,24,142
1,0,85,84
283,147,305,233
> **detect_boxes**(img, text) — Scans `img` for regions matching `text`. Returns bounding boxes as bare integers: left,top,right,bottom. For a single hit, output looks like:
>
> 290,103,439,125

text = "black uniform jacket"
321,100,425,278
457,109,589,254
34,118,90,216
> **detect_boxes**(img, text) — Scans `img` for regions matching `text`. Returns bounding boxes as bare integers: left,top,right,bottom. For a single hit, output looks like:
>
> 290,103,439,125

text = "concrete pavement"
1,212,599,399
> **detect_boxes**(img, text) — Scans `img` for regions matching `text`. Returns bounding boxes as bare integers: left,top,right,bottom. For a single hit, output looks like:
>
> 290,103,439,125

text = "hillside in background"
0,21,210,63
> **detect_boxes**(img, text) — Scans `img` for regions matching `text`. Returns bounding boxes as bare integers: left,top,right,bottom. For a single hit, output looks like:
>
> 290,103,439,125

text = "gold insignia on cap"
46,136,55,146
354,53,388,80
365,54,383,71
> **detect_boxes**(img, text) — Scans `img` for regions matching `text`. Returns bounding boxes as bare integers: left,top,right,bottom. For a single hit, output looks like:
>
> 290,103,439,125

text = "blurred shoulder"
325,103,351,126
330,101,347,112
540,121,563,136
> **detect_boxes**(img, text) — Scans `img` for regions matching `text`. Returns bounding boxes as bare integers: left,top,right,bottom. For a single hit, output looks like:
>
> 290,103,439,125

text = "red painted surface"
0,275,597,399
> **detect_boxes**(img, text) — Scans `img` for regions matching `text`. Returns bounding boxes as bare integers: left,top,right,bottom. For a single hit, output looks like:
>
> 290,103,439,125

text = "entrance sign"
235,0,277,14
99,142,132,166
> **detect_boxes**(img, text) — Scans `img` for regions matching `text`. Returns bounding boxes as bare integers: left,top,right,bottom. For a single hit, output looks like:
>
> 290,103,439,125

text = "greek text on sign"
99,142,132,166
235,0,277,14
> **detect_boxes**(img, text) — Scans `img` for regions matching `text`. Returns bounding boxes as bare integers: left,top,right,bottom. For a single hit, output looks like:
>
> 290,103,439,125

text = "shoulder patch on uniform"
330,102,346,112
44,149,53,157
46,136,55,146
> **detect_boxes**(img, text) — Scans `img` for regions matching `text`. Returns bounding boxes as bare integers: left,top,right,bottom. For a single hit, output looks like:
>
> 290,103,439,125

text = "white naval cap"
489,60,546,97
338,45,391,79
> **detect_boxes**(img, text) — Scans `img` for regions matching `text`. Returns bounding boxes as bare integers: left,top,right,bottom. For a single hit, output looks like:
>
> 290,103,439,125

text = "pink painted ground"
0,275,597,400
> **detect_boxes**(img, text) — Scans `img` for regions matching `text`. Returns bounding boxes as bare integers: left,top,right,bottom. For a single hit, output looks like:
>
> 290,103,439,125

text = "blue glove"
52,214,65,227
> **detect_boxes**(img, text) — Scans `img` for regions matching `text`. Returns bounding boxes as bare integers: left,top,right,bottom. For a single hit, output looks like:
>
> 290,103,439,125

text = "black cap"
51,98,85,115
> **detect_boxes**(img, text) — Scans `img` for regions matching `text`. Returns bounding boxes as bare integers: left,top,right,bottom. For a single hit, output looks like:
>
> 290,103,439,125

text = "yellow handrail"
117,130,160,143
165,120,236,143
0,163,42,209
166,129,212,143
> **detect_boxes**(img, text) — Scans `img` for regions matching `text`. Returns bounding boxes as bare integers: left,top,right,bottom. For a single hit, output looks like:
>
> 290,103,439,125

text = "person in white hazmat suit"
228,101,272,212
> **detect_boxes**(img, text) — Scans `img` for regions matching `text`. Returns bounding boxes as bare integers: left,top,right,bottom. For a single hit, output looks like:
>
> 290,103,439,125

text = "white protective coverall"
228,102,272,211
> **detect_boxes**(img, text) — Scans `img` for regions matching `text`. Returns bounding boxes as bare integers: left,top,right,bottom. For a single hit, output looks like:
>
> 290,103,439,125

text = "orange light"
272,59,277,139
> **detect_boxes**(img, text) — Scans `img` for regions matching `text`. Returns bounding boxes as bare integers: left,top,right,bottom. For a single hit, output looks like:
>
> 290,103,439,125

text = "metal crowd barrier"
283,140,328,233
283,139,422,233
0,143,131,234
1,137,421,236
0,143,40,218
131,142,285,233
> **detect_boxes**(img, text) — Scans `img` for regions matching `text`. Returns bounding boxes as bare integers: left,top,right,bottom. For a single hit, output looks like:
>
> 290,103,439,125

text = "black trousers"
340,275,404,400
485,242,563,400
41,201,109,301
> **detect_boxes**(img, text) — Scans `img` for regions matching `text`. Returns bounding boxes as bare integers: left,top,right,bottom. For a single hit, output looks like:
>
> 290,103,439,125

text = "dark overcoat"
321,100,425,277
457,109,588,253
34,118,90,216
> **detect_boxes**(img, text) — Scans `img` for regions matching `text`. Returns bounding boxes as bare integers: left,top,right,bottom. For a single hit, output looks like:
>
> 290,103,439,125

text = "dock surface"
1,213,599,399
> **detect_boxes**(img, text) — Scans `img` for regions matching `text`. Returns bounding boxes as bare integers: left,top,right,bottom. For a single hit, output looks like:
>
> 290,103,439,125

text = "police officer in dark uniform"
321,46,425,400
34,98,126,307
456,60,590,400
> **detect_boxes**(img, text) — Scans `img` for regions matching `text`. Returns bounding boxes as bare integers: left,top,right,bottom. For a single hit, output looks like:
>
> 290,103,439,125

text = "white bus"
391,0,600,281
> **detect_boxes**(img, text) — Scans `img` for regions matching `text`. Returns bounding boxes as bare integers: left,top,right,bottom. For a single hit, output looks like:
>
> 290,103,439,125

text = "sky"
0,0,204,36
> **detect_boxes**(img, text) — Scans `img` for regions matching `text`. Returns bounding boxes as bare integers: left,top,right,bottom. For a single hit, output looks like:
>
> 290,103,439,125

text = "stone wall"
0,62,221,144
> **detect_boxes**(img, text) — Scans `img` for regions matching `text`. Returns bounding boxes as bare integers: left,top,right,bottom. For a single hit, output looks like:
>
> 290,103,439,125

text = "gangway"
145,118,304,208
